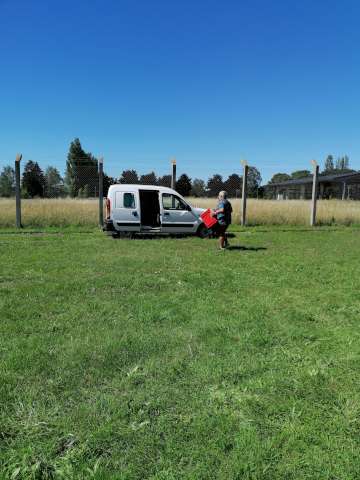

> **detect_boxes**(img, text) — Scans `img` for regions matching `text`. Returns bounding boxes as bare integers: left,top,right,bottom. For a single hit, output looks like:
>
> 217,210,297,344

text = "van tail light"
106,198,110,219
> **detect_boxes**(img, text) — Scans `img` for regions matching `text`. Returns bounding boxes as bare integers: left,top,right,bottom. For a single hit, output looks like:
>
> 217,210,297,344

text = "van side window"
124,193,135,208
162,194,188,210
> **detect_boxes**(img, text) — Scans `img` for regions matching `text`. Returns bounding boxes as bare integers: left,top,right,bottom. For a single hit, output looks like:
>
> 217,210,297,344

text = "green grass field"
1,229,360,479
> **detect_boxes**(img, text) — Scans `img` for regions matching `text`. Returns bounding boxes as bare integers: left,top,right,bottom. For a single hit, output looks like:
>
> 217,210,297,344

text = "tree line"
267,155,357,199
0,138,263,199
112,166,262,198
268,155,354,185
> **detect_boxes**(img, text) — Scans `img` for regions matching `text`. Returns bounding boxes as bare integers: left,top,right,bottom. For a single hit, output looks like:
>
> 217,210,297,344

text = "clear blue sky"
1,0,359,183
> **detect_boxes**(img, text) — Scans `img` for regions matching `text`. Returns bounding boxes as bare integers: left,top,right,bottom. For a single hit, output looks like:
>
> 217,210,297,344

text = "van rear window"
124,193,135,208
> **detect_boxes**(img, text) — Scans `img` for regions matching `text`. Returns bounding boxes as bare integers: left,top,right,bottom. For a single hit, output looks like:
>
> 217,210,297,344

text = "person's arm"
210,206,224,217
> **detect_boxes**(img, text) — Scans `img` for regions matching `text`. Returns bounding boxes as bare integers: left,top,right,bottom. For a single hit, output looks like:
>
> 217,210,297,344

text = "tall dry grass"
0,198,104,228
1,197,360,228
189,198,360,227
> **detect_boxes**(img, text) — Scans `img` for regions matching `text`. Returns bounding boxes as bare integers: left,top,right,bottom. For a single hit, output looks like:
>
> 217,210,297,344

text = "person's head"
218,190,227,199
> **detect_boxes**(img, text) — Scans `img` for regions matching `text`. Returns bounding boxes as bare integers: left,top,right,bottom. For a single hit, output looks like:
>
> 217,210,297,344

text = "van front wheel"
119,231,134,239
197,224,212,239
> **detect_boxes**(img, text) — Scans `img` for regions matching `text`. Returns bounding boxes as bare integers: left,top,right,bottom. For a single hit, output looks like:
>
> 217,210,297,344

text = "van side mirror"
187,205,192,211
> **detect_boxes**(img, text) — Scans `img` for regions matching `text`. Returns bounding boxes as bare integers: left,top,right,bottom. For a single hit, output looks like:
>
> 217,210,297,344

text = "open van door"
161,193,198,233
139,190,161,229
113,190,141,232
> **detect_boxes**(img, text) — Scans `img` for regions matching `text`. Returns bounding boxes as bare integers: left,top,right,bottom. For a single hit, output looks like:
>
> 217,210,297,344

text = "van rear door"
113,190,141,232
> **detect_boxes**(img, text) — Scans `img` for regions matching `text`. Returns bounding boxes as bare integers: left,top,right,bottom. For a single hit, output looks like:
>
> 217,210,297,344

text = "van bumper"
104,220,116,232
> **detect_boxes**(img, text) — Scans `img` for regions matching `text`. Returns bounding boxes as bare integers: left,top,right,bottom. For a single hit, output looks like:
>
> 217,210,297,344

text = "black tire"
119,231,135,239
197,223,212,239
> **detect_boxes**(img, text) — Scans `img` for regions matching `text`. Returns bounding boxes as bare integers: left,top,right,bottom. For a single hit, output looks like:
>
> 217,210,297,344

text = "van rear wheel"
119,231,134,239
197,224,212,239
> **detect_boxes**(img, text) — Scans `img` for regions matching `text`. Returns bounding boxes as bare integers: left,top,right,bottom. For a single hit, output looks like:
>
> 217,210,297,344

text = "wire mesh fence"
1,154,360,228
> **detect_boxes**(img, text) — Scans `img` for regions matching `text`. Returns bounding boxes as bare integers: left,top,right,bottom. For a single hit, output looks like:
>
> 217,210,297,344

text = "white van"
104,184,212,238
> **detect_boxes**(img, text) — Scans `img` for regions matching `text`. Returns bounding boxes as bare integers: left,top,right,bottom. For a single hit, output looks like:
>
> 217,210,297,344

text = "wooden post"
241,158,248,226
342,182,346,200
310,159,319,227
286,187,289,200
15,154,22,228
171,158,176,190
319,182,324,200
99,156,104,228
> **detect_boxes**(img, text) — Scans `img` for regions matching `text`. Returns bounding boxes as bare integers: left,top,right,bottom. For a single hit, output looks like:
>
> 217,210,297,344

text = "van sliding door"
113,191,141,231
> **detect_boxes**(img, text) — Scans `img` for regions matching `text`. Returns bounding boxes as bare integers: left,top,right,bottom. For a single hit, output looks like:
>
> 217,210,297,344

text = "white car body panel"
107,184,207,235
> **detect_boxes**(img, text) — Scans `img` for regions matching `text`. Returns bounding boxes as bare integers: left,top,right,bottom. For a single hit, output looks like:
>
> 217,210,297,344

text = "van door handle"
132,212,137,216
164,212,170,216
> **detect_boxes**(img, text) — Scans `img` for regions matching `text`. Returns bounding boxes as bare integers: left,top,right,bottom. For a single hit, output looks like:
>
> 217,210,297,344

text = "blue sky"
0,0,359,183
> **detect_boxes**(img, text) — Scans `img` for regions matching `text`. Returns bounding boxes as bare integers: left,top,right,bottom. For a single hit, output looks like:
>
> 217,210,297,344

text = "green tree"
189,178,206,197
44,166,66,198
176,173,192,196
157,174,171,188
83,184,89,198
119,170,139,184
336,155,349,170
139,172,157,185
224,173,242,197
246,167,262,198
268,173,292,184
267,173,292,197
206,174,225,197
320,156,354,199
291,170,311,180
22,160,45,197
65,138,98,198
103,173,117,197
0,165,15,197
321,155,353,176
324,155,334,171
78,188,83,199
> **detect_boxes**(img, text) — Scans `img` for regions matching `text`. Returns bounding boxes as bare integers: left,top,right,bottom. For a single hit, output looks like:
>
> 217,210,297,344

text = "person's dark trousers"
213,223,229,248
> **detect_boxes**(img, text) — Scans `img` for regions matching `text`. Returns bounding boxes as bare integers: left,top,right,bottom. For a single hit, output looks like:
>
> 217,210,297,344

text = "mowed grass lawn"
1,229,360,479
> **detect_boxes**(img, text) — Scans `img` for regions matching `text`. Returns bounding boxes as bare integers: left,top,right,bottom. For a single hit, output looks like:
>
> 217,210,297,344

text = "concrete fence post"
310,159,319,227
15,154,22,228
171,158,176,190
99,156,104,228
171,158,176,207
241,158,248,226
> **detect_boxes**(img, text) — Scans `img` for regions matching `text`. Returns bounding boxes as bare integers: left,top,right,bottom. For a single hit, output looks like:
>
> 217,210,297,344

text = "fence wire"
0,154,359,228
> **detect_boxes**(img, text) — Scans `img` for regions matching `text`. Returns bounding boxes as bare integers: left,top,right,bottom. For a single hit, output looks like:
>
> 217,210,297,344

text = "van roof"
108,184,175,193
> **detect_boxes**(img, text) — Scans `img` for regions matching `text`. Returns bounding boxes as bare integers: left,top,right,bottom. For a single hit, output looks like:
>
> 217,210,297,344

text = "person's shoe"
224,242,230,249
215,247,225,252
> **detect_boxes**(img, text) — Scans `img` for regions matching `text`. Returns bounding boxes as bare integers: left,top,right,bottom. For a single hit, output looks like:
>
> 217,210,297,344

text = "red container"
200,209,217,228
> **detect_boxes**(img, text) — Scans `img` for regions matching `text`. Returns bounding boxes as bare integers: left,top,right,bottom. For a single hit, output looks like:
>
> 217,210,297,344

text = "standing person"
210,191,232,251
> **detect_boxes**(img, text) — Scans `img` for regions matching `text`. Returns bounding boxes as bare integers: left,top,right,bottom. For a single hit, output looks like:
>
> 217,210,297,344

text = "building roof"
266,171,360,187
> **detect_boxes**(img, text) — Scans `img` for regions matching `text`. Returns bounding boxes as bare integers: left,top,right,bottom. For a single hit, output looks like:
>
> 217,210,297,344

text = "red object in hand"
200,209,217,228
